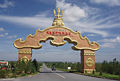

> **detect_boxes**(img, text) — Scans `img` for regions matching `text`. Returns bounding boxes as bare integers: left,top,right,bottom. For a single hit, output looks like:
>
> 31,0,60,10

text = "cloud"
0,15,52,28
0,32,17,39
7,35,17,39
0,28,4,31
101,43,115,48
100,36,120,48
4,32,8,35
56,0,87,22
0,0,14,8
0,0,120,37
87,34,96,37
100,36,120,43
0,32,8,38
0,34,4,37
56,0,117,37
90,0,120,6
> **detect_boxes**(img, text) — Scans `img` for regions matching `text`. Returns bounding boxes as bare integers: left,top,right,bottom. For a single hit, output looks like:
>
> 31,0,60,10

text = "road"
0,64,118,81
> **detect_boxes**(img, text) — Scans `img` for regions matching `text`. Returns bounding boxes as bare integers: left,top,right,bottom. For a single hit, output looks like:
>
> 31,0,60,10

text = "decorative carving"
18,48,32,54
21,56,29,62
19,50,32,54
84,53,95,56
14,27,100,51
86,57,94,67
52,8,64,26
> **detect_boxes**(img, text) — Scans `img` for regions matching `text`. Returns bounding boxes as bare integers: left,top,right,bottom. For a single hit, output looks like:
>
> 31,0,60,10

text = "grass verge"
82,72,120,80
56,68,120,80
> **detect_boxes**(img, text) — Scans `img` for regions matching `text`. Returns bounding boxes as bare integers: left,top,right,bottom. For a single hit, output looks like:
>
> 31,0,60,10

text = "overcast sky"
0,0,120,62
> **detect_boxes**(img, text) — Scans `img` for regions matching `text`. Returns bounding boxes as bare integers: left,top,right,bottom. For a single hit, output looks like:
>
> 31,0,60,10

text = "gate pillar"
18,48,32,61
81,49,95,73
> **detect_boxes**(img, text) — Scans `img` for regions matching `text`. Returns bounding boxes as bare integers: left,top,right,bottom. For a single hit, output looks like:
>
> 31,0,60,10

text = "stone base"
82,69,96,73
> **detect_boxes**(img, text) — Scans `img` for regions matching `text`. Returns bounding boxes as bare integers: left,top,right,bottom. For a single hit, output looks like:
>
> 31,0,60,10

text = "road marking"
55,73,66,79
1,78,15,80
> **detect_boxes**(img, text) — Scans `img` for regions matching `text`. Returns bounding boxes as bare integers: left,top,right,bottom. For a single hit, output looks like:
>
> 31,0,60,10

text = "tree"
76,62,81,72
32,59,39,72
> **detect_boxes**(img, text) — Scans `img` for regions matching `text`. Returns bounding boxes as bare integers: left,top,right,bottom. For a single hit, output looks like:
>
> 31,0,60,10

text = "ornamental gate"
14,8,100,73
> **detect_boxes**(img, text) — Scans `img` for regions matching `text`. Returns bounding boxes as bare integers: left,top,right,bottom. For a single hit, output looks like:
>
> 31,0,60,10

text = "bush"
101,58,120,75
99,71,102,76
0,60,42,78
21,73,26,76
76,62,81,72
92,70,95,74
32,59,39,72
0,70,7,78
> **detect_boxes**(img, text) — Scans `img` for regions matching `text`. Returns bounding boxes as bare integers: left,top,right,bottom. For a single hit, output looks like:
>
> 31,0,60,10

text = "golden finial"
52,8,64,26
53,8,64,18
53,9,56,16
61,10,64,17
57,8,60,15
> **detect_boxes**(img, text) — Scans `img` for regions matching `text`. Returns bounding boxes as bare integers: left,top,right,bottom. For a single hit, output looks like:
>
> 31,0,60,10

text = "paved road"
0,64,118,81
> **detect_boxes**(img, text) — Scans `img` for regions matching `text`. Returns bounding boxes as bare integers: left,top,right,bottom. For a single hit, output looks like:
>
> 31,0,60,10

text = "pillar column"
18,48,32,61
81,49,95,73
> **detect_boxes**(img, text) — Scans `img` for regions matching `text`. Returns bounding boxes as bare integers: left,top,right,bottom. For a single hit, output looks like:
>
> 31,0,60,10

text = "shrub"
76,62,81,72
92,70,95,74
99,71,102,76
0,70,7,78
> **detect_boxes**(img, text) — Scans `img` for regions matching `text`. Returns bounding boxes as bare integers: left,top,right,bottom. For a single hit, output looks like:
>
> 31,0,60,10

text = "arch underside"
14,26,99,51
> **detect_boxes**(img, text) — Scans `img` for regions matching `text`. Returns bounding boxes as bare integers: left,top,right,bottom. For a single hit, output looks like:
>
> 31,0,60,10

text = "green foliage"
95,58,120,76
95,63,102,72
92,70,95,74
21,73,26,76
85,72,120,80
25,60,35,74
99,71,102,76
32,59,39,72
0,70,7,78
0,60,42,78
76,62,81,72
100,58,120,75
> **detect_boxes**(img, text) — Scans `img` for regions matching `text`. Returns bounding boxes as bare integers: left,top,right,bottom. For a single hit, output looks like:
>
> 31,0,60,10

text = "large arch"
13,8,100,73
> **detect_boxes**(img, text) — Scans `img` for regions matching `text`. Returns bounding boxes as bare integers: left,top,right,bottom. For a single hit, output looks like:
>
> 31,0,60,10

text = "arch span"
14,26,99,50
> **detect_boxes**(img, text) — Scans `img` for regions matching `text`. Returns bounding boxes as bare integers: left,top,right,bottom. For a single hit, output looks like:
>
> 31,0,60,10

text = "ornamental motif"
86,57,94,67
19,50,32,54
84,53,95,56
52,8,64,26
21,56,29,62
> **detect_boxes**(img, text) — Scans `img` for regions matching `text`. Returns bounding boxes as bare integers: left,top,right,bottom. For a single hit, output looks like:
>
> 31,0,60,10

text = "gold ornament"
21,56,29,62
52,8,64,26
86,57,94,67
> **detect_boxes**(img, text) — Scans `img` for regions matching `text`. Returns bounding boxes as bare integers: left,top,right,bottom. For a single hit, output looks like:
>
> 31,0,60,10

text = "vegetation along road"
0,63,117,81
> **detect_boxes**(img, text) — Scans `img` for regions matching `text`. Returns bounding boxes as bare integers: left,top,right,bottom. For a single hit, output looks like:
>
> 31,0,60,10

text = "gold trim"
14,26,100,51
86,57,94,67
21,56,29,62
18,49,32,54
83,53,95,56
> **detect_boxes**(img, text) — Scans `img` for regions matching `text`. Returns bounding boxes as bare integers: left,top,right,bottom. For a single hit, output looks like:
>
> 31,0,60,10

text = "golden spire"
52,8,64,26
